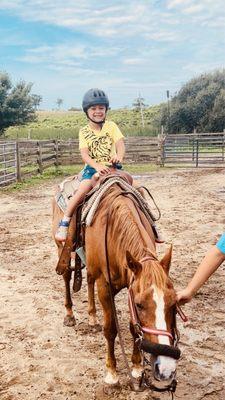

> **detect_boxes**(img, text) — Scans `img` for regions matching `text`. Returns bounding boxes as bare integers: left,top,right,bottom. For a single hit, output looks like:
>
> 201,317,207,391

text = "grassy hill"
5,105,161,140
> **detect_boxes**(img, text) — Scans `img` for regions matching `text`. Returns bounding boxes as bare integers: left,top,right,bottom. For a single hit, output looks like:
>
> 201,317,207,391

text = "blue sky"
0,0,225,110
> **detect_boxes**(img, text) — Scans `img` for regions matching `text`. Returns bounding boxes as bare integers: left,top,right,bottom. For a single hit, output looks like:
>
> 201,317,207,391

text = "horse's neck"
110,195,155,276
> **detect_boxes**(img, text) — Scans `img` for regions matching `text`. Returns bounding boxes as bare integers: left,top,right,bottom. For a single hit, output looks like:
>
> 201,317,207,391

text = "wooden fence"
0,137,160,186
0,133,224,187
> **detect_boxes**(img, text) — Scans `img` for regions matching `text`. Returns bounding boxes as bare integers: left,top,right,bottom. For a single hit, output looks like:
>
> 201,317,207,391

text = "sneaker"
152,225,165,244
155,233,165,244
55,220,70,242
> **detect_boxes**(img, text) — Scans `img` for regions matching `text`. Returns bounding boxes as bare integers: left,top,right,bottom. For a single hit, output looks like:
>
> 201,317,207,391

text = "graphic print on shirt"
82,127,113,162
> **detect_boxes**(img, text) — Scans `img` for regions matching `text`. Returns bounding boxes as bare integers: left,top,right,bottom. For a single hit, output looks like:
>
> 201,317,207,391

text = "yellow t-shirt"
79,120,124,164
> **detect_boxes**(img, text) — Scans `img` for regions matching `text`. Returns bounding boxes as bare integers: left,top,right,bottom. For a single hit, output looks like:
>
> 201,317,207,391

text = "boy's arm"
80,148,110,174
110,138,125,164
177,246,225,304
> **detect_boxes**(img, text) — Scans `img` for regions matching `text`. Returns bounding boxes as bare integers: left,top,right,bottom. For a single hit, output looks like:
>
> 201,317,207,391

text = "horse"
84,184,180,390
53,180,181,392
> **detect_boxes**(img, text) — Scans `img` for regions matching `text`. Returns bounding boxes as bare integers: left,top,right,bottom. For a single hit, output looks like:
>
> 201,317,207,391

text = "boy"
177,233,225,304
55,88,125,241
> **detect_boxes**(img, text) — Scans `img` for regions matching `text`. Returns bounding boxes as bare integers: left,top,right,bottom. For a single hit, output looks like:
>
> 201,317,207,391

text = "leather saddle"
55,168,133,282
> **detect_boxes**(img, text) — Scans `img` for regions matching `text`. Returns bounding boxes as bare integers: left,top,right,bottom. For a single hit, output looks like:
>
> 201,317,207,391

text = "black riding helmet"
82,88,109,113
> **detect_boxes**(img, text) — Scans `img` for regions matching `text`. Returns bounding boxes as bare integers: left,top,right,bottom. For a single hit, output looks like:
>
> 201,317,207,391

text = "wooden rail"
0,133,224,187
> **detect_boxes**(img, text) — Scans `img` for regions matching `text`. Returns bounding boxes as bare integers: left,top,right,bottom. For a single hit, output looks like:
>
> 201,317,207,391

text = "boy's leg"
65,179,93,217
55,179,92,241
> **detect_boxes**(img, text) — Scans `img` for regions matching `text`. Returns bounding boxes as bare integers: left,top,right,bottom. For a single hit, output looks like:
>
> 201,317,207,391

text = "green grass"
4,106,161,139
1,163,160,192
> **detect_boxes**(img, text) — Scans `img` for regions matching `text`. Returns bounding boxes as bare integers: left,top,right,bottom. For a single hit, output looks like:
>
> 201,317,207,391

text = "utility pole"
166,90,170,134
139,92,145,128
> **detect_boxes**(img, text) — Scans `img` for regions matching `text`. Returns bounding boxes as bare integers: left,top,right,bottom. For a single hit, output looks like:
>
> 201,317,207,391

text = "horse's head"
126,246,180,391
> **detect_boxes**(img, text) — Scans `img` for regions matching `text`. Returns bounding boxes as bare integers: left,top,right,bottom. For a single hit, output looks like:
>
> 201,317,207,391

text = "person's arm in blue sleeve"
176,233,225,304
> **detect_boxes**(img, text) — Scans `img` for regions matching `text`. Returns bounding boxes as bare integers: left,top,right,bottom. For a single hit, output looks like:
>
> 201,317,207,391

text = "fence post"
54,139,59,168
223,130,225,162
158,134,165,166
37,141,43,174
16,141,22,182
195,139,199,167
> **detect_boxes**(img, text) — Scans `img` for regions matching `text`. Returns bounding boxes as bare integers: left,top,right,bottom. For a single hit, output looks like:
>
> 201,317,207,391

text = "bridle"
129,254,175,342
129,254,187,344
128,254,188,396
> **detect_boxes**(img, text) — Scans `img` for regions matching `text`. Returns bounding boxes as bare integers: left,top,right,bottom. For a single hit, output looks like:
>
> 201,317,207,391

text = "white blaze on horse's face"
152,284,176,380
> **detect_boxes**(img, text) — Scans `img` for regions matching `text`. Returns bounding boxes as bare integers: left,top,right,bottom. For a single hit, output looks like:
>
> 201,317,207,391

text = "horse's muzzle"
140,338,181,360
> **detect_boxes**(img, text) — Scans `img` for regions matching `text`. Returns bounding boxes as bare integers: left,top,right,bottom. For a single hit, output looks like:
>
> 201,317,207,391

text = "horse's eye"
136,303,144,310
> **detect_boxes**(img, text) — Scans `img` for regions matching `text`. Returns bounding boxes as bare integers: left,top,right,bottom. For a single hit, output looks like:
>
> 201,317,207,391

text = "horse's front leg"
63,267,76,326
87,272,98,326
130,322,143,378
97,275,118,385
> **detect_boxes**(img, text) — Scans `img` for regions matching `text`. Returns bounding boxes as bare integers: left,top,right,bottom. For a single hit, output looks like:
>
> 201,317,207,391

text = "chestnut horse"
85,184,179,389
53,182,180,390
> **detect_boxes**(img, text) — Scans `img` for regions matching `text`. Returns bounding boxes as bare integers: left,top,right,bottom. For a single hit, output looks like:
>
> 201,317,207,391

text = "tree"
68,106,82,111
56,98,63,110
32,94,42,110
0,72,37,135
132,94,148,127
160,69,225,133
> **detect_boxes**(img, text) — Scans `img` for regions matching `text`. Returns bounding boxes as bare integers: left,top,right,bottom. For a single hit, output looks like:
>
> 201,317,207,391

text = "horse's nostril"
154,362,160,380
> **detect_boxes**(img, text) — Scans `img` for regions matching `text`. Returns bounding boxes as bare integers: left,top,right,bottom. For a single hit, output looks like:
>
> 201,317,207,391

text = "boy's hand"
96,164,111,175
110,155,122,164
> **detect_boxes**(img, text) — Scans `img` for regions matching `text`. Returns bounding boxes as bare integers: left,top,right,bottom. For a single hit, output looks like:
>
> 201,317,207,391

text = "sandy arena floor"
0,167,225,400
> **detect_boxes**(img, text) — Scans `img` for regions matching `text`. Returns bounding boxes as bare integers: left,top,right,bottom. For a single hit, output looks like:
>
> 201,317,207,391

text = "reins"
104,199,138,392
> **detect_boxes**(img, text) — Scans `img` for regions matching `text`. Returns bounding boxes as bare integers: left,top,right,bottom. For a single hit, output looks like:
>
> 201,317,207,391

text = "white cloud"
182,61,225,74
2,0,225,109
167,0,194,9
123,58,144,65
16,43,124,70
183,4,204,14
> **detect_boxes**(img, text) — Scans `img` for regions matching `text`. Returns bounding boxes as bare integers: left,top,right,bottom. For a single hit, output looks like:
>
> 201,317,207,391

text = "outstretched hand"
176,288,193,305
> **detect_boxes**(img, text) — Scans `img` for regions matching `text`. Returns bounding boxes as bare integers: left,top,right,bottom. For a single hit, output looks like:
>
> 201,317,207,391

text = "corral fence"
0,133,225,187
161,132,225,167
0,141,17,186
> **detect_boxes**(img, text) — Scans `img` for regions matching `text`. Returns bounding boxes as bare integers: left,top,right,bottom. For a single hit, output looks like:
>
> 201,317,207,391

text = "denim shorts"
216,233,225,254
81,165,97,180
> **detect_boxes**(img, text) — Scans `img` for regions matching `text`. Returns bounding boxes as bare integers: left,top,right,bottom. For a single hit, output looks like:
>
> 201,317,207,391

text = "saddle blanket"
55,175,80,212
55,173,156,228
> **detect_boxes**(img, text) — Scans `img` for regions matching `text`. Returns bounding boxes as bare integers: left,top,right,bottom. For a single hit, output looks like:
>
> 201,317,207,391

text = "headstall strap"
176,302,188,322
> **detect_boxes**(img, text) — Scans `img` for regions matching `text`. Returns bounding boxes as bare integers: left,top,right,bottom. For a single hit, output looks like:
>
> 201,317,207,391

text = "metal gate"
162,133,225,167
0,141,17,186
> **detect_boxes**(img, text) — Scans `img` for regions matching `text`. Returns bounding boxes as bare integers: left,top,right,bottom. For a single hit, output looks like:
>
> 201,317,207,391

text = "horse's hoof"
94,384,120,400
90,324,102,333
88,316,101,329
63,315,76,327
103,383,121,396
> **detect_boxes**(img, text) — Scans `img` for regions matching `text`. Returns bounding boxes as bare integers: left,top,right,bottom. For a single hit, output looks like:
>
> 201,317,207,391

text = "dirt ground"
0,168,225,400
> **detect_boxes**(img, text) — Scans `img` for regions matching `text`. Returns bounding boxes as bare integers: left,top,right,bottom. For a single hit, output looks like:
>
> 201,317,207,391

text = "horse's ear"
126,251,142,276
160,245,172,274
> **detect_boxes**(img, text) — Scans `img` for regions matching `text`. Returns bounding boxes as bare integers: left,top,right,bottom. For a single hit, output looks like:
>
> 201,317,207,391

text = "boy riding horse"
55,88,163,243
